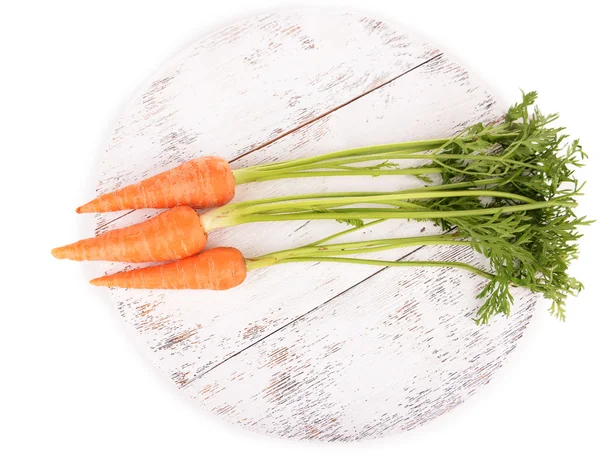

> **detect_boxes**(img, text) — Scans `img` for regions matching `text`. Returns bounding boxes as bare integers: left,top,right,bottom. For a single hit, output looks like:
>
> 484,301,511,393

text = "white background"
1,1,599,466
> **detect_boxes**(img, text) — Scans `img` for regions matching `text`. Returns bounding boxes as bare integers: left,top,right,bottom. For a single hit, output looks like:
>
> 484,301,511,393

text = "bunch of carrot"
53,92,590,324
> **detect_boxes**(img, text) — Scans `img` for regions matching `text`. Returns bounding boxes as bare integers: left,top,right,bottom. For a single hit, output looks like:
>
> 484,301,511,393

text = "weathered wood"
86,10,535,441
92,11,438,232
191,246,534,441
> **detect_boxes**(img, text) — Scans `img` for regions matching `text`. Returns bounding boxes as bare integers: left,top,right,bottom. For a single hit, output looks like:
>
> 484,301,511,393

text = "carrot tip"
75,203,94,213
89,277,105,286
51,247,65,259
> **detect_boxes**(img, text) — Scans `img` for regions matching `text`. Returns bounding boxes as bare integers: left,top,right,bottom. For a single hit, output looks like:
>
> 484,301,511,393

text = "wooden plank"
187,245,535,441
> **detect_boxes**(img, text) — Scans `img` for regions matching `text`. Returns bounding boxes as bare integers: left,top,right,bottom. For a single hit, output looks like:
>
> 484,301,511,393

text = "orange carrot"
90,247,246,290
51,206,206,262
76,156,235,213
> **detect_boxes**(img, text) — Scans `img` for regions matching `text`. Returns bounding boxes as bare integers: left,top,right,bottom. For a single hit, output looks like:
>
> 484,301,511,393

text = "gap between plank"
227,53,444,163
96,53,444,231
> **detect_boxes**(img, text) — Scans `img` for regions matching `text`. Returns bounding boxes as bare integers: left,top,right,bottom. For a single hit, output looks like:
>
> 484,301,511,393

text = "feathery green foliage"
215,92,591,324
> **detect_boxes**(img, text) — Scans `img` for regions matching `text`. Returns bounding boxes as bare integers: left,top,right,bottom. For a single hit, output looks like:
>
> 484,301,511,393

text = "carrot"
79,94,577,215
51,206,206,262
76,149,447,213
90,247,246,290
76,156,235,213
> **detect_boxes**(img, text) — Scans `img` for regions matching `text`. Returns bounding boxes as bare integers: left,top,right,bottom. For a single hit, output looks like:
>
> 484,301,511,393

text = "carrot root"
90,247,247,290
76,156,235,213
52,206,207,262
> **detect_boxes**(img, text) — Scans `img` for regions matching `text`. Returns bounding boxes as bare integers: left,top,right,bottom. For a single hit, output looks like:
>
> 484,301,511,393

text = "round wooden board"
88,9,535,441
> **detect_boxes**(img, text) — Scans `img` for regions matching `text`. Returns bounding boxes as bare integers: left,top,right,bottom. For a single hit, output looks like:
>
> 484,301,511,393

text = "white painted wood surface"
85,10,536,441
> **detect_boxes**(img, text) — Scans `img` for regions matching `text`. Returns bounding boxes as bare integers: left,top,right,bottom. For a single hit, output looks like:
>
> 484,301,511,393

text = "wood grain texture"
86,10,536,441
92,11,438,232
193,246,534,441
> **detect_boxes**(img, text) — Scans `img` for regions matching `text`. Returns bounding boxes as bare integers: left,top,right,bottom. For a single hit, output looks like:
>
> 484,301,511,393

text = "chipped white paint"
85,10,536,441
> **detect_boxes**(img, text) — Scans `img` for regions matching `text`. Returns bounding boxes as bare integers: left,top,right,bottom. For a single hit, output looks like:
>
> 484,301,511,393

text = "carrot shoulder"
90,247,247,290
52,206,207,262
76,156,235,213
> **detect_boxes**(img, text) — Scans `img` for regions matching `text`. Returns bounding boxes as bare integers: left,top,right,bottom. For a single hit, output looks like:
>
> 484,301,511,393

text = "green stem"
256,153,541,173
234,167,443,184
245,139,455,172
306,219,386,247
212,191,389,215
245,151,417,172
208,200,573,230
247,129,521,174
409,177,511,191
220,177,511,214
225,190,537,218
253,201,426,215
246,256,494,280
263,235,468,260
